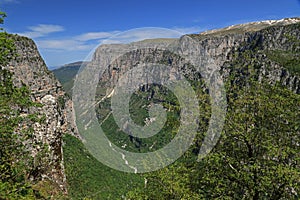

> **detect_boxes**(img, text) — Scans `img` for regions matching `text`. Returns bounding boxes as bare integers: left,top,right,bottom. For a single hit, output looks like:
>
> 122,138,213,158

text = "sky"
0,0,300,68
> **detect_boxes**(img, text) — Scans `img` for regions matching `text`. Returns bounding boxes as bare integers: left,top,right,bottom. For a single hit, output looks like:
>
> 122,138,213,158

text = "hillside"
1,17,299,199
52,61,88,96
70,18,300,199
54,18,300,94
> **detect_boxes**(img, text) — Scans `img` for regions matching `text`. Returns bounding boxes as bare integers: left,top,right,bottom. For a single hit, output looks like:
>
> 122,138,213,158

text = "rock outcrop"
4,35,71,192
88,18,300,96
4,17,298,194
71,19,300,160
189,18,300,93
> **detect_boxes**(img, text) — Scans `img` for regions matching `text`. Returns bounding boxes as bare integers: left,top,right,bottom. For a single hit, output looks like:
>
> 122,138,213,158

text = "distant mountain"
52,61,88,96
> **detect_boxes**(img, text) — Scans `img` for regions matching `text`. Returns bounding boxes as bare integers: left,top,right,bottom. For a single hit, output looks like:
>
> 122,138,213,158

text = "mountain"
0,34,76,198
55,17,300,96
69,17,300,198
1,17,299,199
52,61,88,96
199,17,300,36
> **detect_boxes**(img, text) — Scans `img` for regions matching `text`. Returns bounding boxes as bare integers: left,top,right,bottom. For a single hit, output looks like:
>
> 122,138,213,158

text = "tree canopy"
126,81,300,199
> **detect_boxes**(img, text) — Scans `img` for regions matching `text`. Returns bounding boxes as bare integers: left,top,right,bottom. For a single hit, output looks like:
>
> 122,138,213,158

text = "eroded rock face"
5,18,298,193
5,35,69,192
91,19,300,96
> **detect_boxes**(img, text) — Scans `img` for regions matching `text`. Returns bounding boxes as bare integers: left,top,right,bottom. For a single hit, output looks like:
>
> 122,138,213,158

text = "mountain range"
1,17,299,199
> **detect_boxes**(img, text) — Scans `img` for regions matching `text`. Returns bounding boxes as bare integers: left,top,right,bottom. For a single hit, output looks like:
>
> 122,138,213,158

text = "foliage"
125,80,300,199
0,15,36,198
62,134,143,199
0,13,62,199
98,85,181,153
0,56,36,199
126,156,203,200
0,11,6,29
53,20,300,199
266,50,300,75
195,81,300,199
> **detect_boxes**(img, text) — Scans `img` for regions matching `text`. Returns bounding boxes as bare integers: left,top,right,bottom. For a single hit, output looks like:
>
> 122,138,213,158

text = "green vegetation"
98,85,181,153
1,10,299,199
196,81,300,199
52,62,85,96
0,11,6,27
124,24,300,199
0,43,41,199
266,50,300,75
0,62,36,199
62,22,300,198
0,12,64,199
125,81,300,199
63,134,143,199
0,13,36,199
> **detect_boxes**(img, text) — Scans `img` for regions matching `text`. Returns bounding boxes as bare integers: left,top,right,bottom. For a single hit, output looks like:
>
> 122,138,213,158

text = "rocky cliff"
86,18,300,99
3,35,72,192
71,18,299,173
5,16,296,193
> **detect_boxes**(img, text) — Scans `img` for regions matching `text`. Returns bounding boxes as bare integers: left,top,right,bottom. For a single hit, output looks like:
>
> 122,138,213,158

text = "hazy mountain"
52,61,88,96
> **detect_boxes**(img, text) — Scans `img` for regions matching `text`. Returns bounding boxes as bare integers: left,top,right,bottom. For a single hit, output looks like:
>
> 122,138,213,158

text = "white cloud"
18,24,64,38
37,39,93,51
35,31,118,51
101,27,203,44
102,28,178,44
20,25,205,66
18,25,204,52
75,31,119,41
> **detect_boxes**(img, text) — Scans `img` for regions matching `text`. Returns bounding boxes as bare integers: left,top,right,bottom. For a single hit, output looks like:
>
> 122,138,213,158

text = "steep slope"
69,18,300,198
85,17,296,153
188,18,300,93
2,34,72,193
88,18,300,99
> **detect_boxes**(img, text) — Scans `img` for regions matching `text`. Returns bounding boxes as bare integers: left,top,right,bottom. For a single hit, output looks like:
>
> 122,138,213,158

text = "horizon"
1,0,300,68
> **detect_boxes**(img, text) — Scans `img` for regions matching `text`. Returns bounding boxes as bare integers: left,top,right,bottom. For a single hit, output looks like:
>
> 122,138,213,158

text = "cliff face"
189,18,300,93
88,18,300,97
4,17,297,193
71,19,299,164
4,35,69,191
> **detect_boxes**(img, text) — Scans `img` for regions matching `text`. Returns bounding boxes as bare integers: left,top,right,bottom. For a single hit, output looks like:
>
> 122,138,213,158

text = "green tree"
0,13,32,199
194,81,300,199
0,69,36,199
0,11,67,199
126,81,300,200
126,160,204,200
0,11,6,28
0,11,37,199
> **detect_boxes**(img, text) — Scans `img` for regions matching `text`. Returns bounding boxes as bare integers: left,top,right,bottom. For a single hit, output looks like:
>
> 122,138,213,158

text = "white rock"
41,95,56,104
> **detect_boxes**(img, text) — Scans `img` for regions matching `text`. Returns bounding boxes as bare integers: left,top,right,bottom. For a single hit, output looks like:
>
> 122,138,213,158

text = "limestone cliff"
70,19,300,158
87,18,300,98
3,35,71,192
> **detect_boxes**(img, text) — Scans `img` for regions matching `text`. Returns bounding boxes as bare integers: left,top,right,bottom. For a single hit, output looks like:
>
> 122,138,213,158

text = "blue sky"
1,0,300,68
